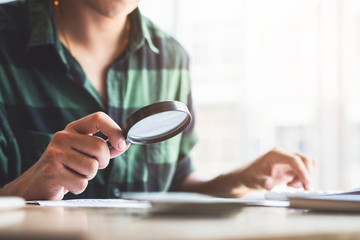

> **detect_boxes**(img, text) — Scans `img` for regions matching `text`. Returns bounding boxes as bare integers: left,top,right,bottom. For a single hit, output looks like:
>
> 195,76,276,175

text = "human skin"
0,112,130,200
179,147,315,198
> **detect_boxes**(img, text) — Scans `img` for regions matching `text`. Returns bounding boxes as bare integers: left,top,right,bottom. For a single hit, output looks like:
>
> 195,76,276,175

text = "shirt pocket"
16,129,53,172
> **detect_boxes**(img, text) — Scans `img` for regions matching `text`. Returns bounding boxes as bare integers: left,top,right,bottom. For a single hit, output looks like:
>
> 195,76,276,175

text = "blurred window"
140,0,360,191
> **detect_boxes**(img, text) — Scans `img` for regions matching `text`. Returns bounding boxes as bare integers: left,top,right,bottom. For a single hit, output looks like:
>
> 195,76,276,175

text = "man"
0,0,315,200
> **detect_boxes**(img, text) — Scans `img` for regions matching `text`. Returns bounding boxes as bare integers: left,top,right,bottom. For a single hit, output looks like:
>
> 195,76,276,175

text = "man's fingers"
261,177,273,190
295,153,316,176
58,166,89,195
51,131,111,169
244,175,274,190
69,133,110,169
66,112,127,152
287,178,304,189
60,150,100,180
268,149,311,188
110,142,131,158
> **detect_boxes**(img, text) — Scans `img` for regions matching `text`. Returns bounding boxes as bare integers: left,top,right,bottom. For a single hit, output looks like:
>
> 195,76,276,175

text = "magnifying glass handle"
94,131,129,149
93,131,114,149
106,141,113,149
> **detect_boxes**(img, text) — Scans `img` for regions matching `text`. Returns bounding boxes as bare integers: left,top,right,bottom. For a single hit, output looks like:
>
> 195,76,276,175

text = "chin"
86,0,139,18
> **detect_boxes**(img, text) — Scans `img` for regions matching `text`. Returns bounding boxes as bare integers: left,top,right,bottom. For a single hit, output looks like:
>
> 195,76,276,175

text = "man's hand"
233,147,315,194
0,112,130,200
179,147,316,198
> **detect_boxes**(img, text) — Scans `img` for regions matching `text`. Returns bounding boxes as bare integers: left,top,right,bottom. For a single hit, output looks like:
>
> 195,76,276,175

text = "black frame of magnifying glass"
122,101,192,145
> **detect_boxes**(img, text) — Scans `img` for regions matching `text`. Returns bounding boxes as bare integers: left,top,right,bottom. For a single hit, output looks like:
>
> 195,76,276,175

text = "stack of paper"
289,188,360,212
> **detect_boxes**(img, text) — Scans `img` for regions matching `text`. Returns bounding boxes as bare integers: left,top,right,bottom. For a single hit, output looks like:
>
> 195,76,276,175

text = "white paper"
31,199,151,208
266,187,360,201
0,197,25,210
122,192,290,207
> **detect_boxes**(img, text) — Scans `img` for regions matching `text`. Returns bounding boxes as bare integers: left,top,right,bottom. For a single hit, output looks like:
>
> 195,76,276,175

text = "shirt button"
113,188,120,198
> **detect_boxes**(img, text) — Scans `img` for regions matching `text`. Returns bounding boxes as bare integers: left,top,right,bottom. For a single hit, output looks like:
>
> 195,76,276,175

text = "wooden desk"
1,204,360,240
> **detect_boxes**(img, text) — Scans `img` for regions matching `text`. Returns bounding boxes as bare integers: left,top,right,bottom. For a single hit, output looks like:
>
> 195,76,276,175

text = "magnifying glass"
122,101,192,144
97,101,192,146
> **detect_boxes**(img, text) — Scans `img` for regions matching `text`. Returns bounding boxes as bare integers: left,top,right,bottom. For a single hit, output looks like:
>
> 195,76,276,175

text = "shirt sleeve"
169,71,199,190
166,40,199,190
0,108,21,188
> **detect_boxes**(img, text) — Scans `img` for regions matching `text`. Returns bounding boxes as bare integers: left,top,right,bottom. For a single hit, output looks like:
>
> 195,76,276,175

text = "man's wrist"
207,170,251,198
178,170,252,198
0,172,31,199
0,182,18,197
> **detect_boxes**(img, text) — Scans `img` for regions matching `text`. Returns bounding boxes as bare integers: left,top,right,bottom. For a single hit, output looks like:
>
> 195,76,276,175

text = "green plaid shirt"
0,0,197,199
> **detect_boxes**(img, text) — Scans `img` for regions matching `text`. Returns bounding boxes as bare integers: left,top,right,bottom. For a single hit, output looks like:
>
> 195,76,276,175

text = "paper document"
122,192,289,216
122,192,289,206
0,197,25,210
29,199,151,208
265,190,340,201
28,192,290,217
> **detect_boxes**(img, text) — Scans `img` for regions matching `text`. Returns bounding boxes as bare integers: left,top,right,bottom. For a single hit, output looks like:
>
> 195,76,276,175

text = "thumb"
263,177,274,190
253,176,274,190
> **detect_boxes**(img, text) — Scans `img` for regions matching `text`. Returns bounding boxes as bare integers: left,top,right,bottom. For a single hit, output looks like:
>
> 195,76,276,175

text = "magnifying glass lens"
127,111,188,139
122,101,192,144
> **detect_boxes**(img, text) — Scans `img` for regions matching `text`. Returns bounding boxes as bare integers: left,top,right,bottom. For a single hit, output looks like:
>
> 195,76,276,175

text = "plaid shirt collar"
26,0,159,65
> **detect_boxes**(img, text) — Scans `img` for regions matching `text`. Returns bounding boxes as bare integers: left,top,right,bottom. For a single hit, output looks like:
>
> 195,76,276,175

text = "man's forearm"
0,178,24,198
177,172,251,198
